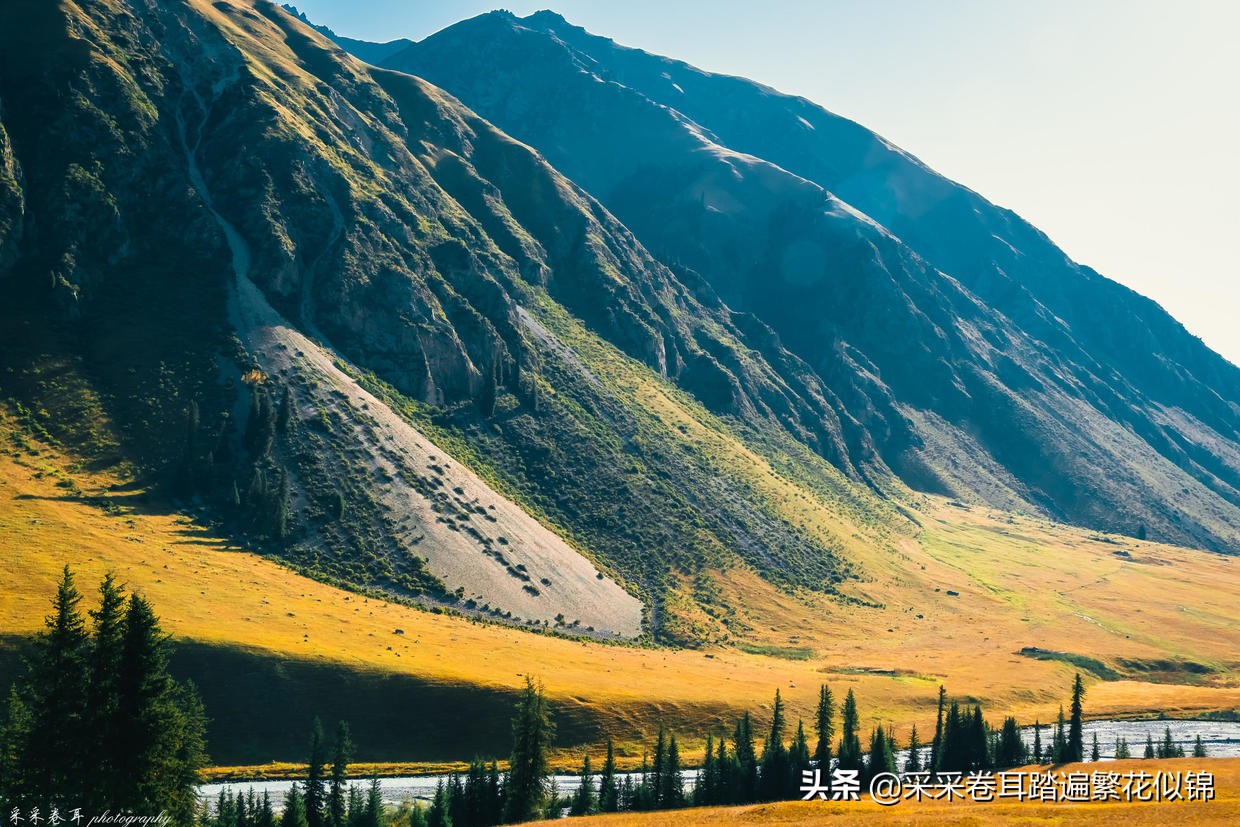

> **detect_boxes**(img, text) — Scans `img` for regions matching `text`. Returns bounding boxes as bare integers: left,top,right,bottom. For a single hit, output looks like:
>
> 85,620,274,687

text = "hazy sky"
290,0,1240,366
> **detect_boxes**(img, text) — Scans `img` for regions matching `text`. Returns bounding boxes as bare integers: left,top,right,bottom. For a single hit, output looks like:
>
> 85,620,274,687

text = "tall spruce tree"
598,739,618,812
362,780,382,827
569,754,595,816
929,685,946,774
650,725,666,808
759,689,789,801
714,737,732,806
996,717,1025,769
15,566,90,808
306,719,328,827
1066,674,1086,763
662,735,684,808
503,677,553,823
328,721,353,827
733,713,758,803
1052,706,1066,764
1091,732,1100,762
696,733,717,806
864,726,896,785
904,725,923,773
814,685,835,773
282,784,310,827
789,721,811,799
84,572,127,810
836,690,864,774
1033,720,1043,763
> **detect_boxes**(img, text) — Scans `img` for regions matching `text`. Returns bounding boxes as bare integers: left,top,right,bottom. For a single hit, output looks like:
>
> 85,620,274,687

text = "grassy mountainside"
0,0,928,643
385,11,1240,553
3,412,1238,768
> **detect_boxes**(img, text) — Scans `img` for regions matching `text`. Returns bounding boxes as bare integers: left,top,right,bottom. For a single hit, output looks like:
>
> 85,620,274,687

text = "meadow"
2,410,1238,772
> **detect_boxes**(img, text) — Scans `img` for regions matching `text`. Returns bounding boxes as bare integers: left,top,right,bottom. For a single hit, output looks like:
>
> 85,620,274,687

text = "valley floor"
2,412,1239,768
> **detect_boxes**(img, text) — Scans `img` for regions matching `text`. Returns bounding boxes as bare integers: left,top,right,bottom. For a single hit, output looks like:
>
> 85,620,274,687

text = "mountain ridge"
381,9,1240,552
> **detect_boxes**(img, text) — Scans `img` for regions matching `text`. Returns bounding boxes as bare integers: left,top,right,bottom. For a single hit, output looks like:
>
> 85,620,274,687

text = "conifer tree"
905,724,923,773
485,761,502,826
13,566,90,808
996,717,1025,769
619,775,635,812
503,677,554,823
569,755,595,816
662,735,684,808
306,719,328,827
650,725,666,808
714,736,732,806
1033,720,1043,763
814,685,834,773
1159,727,1183,758
929,685,946,774
1091,732,1100,762
362,780,382,827
276,386,293,434
478,362,498,418
258,792,276,827
837,689,864,774
733,712,758,803
283,784,310,827
447,773,465,827
966,705,990,771
84,572,127,809
218,789,238,827
427,781,451,827
696,733,716,806
1052,706,1066,764
1193,734,1207,758
598,739,618,812
329,721,353,827
759,689,789,801
1114,737,1131,759
1066,674,1086,763
111,592,207,823
1143,733,1156,759
938,701,965,772
789,721,811,799
864,726,896,785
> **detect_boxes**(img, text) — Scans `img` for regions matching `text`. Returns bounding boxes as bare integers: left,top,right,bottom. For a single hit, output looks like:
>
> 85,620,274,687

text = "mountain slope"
0,0,909,643
382,10,1240,552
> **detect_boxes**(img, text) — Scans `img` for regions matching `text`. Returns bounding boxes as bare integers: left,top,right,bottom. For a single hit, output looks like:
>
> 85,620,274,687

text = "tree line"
2,571,1209,826
0,567,208,825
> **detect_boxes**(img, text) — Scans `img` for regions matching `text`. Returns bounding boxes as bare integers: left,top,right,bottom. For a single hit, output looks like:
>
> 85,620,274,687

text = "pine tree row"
0,568,208,824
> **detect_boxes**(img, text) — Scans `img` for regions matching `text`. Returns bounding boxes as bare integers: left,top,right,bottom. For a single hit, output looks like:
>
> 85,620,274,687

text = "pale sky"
290,0,1240,366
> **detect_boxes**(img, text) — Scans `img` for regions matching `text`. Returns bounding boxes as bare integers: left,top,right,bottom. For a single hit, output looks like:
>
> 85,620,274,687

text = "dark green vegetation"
0,568,207,825
0,0,897,645
0,635,686,767
384,9,1240,554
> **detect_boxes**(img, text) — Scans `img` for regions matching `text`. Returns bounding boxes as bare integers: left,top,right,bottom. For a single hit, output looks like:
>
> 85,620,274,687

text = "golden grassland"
537,758,1240,826
2,411,1239,774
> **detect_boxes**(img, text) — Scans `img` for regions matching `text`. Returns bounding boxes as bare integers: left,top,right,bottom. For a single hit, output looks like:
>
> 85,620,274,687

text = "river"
199,718,1240,809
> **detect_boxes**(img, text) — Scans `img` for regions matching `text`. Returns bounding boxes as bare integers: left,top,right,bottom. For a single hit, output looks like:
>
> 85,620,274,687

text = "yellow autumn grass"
2,411,1238,775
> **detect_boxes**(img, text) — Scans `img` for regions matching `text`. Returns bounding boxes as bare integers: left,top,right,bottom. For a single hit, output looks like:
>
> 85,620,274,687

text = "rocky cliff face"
384,10,1240,552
